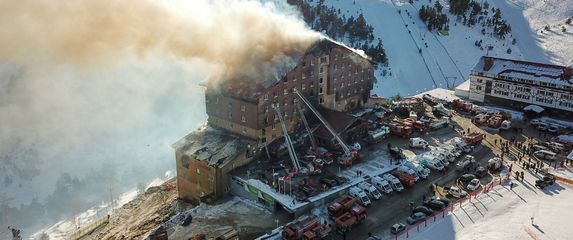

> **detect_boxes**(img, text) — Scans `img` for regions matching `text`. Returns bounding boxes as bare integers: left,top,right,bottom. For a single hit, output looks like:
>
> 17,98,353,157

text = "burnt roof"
215,38,372,102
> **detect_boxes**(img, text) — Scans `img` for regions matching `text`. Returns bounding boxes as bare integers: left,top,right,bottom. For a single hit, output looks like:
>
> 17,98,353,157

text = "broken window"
320,56,327,63
319,67,324,74
319,87,323,94
319,97,324,104
241,115,246,123
319,78,323,84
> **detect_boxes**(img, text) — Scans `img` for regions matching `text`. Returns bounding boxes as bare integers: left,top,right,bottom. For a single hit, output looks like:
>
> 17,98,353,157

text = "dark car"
391,223,406,234
320,177,337,188
458,173,477,184
433,198,451,207
473,167,488,178
423,200,445,211
407,212,427,225
412,206,434,216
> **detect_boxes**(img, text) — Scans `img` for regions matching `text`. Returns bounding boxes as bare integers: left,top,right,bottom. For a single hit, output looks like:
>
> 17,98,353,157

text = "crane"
293,89,359,167
272,103,302,172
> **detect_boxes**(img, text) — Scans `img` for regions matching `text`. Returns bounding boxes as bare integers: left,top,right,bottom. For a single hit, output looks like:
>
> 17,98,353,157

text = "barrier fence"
392,178,501,240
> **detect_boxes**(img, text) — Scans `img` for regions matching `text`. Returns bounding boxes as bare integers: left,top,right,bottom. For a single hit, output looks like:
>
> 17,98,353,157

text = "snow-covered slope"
400,178,573,240
321,0,572,97
496,0,573,65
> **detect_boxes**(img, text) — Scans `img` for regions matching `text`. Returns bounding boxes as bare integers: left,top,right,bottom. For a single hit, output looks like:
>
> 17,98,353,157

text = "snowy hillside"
318,0,572,97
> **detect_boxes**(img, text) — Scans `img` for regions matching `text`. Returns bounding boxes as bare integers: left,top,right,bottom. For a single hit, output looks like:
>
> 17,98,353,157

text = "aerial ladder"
293,89,359,167
272,103,302,174
296,104,318,153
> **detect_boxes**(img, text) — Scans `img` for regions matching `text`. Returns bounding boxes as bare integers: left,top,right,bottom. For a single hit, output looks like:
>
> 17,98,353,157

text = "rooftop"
216,38,372,102
471,56,573,86
172,125,254,168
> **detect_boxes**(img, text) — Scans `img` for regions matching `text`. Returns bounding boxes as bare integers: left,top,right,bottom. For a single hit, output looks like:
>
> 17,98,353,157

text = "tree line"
288,0,387,65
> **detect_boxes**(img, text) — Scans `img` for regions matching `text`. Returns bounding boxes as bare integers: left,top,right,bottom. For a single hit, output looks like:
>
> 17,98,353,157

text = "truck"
327,195,357,218
396,165,420,182
409,137,429,149
349,186,371,207
391,170,415,187
334,205,367,233
382,174,404,192
432,103,452,117
282,214,331,240
462,132,485,146
389,123,413,138
357,181,382,200
371,176,393,194
451,99,473,112
429,117,450,130
365,126,390,144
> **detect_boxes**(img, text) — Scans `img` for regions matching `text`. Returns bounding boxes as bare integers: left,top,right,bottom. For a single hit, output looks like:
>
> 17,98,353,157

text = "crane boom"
272,103,301,171
296,104,317,152
293,89,351,155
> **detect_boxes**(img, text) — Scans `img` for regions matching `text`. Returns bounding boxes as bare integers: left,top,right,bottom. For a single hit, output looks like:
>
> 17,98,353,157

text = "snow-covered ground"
386,176,573,240
321,0,572,98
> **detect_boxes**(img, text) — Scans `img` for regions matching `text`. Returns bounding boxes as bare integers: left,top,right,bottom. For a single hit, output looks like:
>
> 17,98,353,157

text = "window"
334,77,338,82
334,53,338,60
319,78,323,84
319,67,324,74
319,97,324,103
284,89,288,95
274,91,278,98
302,61,306,67
334,64,338,70
293,75,297,81
320,56,327,63
265,105,269,113
228,112,232,119
302,73,305,79
302,84,306,90
264,94,268,101
311,60,315,66
283,77,287,83
241,105,245,112
241,115,246,123
196,168,200,175
319,87,323,94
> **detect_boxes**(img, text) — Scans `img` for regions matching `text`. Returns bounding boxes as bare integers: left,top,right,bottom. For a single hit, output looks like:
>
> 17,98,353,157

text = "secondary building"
468,56,573,117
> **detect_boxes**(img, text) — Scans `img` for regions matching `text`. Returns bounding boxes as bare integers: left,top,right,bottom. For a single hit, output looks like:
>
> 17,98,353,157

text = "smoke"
0,0,320,83
0,0,321,235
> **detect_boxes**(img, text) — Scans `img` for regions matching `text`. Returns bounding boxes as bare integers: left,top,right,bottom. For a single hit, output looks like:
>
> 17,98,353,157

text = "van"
371,176,393,194
349,186,371,207
401,161,429,179
417,154,444,171
357,181,382,200
534,150,557,160
382,174,404,192
452,138,471,153
397,165,420,182
409,137,429,149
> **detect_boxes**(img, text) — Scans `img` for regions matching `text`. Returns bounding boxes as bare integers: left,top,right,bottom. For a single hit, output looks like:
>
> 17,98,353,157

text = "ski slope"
322,0,572,97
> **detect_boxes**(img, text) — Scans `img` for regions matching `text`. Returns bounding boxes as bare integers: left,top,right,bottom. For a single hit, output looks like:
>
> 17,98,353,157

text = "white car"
466,178,480,191
448,186,468,198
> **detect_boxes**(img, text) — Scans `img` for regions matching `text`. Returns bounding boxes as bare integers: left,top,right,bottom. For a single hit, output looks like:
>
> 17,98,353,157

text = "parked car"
412,206,434,216
432,197,451,207
390,223,406,234
458,174,477,185
535,173,556,189
448,186,468,198
466,178,481,191
423,200,445,211
473,166,488,178
406,212,427,225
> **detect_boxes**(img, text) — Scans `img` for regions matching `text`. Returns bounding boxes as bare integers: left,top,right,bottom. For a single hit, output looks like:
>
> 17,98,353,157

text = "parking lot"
340,112,501,239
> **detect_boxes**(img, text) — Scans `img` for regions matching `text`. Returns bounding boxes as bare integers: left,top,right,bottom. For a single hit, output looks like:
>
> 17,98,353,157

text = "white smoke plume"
0,0,321,234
